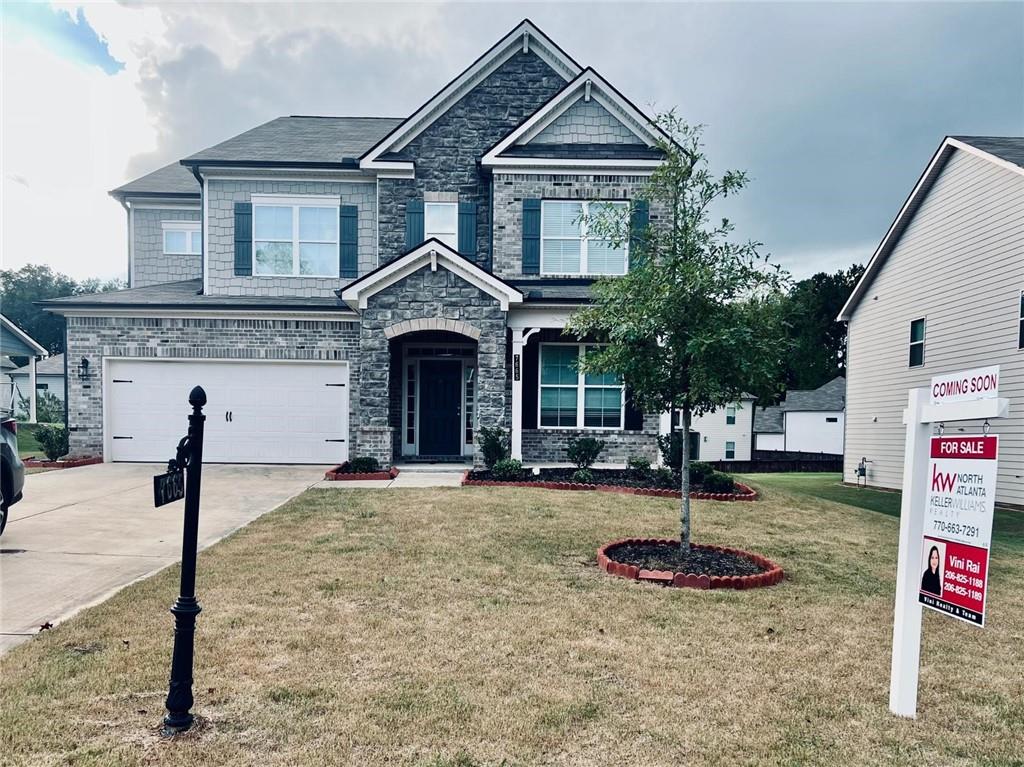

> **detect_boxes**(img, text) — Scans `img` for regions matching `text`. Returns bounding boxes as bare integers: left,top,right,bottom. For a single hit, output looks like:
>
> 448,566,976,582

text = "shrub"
347,456,380,474
491,458,524,481
626,455,651,480
652,466,676,488
565,436,605,469
656,432,683,470
35,424,69,462
477,426,509,469
688,461,714,486
17,390,64,424
571,468,594,484
702,471,736,494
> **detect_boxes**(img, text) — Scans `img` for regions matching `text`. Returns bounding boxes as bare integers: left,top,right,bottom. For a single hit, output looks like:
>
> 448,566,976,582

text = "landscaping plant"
348,456,381,474
626,455,651,481
571,468,594,484
476,426,509,469
568,114,790,549
702,471,736,494
565,436,605,470
34,423,69,462
16,390,64,424
491,458,524,482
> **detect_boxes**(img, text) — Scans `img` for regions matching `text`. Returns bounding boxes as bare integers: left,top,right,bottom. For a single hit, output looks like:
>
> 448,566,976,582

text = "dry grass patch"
1,484,1022,766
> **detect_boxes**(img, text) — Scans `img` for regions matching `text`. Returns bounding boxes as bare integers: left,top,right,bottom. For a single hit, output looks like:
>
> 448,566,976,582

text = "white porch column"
28,356,38,424
511,328,525,461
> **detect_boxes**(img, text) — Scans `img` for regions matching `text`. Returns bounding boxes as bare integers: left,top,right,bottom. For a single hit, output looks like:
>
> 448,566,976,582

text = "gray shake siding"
206,178,377,297
132,208,201,288
844,148,1024,507
65,315,360,458
355,265,508,466
377,50,567,270
491,173,661,280
530,99,638,145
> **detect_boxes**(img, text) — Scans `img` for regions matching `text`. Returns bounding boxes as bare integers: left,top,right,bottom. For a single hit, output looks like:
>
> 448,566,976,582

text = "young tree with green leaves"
568,114,791,549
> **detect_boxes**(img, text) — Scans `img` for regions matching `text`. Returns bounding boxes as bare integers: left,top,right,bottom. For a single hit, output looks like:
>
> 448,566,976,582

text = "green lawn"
14,422,44,460
738,472,1024,553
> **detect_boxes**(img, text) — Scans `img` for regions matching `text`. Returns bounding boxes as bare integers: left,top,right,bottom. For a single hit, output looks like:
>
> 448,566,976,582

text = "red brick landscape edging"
460,472,758,502
324,464,400,481
597,538,784,590
23,456,103,470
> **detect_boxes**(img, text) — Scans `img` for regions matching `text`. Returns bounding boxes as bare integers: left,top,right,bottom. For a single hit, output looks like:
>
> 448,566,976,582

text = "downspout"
63,325,69,430
188,164,206,294
116,197,132,288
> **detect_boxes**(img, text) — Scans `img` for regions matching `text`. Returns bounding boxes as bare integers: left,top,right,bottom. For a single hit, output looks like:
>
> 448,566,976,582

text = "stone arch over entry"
383,318,481,341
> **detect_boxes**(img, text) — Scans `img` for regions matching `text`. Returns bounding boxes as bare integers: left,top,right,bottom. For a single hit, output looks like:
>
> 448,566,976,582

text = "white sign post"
888,367,1009,718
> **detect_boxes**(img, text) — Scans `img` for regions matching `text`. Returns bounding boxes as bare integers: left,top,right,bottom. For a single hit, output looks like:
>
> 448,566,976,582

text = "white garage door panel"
107,360,348,464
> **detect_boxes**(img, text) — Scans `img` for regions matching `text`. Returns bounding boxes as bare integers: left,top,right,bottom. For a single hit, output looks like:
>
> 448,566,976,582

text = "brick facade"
206,178,377,297
521,414,661,464
64,315,360,457
132,207,201,288
377,50,566,271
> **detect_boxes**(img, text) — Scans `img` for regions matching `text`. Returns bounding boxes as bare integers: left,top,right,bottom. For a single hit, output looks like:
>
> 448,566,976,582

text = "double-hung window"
424,202,458,249
162,222,201,255
725,441,736,459
726,406,737,425
539,344,624,429
540,200,628,276
252,195,339,277
909,318,926,367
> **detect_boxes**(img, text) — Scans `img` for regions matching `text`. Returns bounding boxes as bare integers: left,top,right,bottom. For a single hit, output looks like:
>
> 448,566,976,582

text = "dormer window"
162,222,201,255
541,200,628,276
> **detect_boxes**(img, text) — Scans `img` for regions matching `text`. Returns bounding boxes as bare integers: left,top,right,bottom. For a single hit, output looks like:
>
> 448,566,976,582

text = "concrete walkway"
0,463,327,655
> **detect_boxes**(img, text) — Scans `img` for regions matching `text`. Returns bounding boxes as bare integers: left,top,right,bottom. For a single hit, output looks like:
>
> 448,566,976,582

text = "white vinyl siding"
844,148,1024,507
684,400,755,461
784,411,845,454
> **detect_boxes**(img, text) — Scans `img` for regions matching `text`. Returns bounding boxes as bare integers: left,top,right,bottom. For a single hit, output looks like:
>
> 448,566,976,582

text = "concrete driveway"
0,462,327,655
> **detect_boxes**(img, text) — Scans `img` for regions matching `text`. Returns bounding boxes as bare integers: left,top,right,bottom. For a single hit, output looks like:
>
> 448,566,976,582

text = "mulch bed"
324,464,400,481
463,468,758,501
22,456,103,470
598,538,784,589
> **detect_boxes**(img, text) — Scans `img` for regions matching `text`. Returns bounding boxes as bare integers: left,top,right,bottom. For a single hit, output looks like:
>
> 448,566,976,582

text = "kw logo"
931,465,957,493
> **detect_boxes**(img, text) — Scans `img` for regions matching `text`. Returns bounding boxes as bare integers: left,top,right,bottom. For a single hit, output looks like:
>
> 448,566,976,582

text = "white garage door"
106,360,349,464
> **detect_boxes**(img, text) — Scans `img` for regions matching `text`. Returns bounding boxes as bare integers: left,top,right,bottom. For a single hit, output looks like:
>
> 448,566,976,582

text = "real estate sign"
919,435,998,626
930,365,999,405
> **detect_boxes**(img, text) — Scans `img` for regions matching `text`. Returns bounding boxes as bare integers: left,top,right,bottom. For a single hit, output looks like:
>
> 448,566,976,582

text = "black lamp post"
162,385,207,735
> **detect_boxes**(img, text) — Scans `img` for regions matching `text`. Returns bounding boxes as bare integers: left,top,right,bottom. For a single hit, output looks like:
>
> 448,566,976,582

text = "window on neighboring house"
909,318,926,367
1018,290,1023,349
539,344,624,429
541,200,628,276
252,196,339,277
725,441,736,459
424,202,458,249
726,405,736,425
162,222,201,255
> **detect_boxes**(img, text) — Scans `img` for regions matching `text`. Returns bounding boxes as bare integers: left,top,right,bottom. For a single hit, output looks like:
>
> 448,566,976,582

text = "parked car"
1,417,25,535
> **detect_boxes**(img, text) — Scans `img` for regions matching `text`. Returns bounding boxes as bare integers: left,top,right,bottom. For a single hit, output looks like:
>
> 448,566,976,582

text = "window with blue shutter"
458,202,477,257
234,202,252,276
339,205,358,278
629,199,649,270
522,198,541,274
405,198,424,250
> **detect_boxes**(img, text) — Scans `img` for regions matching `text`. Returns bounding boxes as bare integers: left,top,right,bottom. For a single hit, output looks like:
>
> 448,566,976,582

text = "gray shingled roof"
110,161,199,199
39,280,353,312
508,279,594,303
753,405,784,433
12,353,64,377
182,116,403,167
952,136,1024,169
783,376,846,412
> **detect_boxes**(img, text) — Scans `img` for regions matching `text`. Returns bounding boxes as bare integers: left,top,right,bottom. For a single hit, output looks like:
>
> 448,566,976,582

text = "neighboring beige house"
753,377,846,454
839,135,1023,508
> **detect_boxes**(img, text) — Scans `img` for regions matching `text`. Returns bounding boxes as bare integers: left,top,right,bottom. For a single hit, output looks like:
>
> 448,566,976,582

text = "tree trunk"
679,407,691,551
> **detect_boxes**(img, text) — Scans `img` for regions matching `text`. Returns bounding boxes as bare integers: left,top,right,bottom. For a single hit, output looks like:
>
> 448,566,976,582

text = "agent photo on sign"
921,542,944,596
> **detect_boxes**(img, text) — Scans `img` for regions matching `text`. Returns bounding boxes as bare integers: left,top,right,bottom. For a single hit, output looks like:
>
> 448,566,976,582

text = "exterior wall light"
77,357,91,380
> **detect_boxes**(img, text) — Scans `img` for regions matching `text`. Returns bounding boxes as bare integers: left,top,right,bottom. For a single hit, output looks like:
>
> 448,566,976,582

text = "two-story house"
838,136,1023,508
43,20,671,468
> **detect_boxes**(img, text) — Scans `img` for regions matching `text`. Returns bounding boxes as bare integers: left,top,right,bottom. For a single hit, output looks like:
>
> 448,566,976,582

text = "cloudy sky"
2,1,1022,282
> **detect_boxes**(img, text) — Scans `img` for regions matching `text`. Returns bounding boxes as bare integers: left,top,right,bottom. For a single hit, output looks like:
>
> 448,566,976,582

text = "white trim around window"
250,194,340,278
162,221,201,255
538,343,625,430
424,201,458,249
540,200,629,276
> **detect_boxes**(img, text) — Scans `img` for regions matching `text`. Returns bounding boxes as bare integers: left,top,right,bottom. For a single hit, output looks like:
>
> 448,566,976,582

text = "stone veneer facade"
205,178,377,297
65,316,360,457
131,207,202,288
354,265,507,466
377,50,567,271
